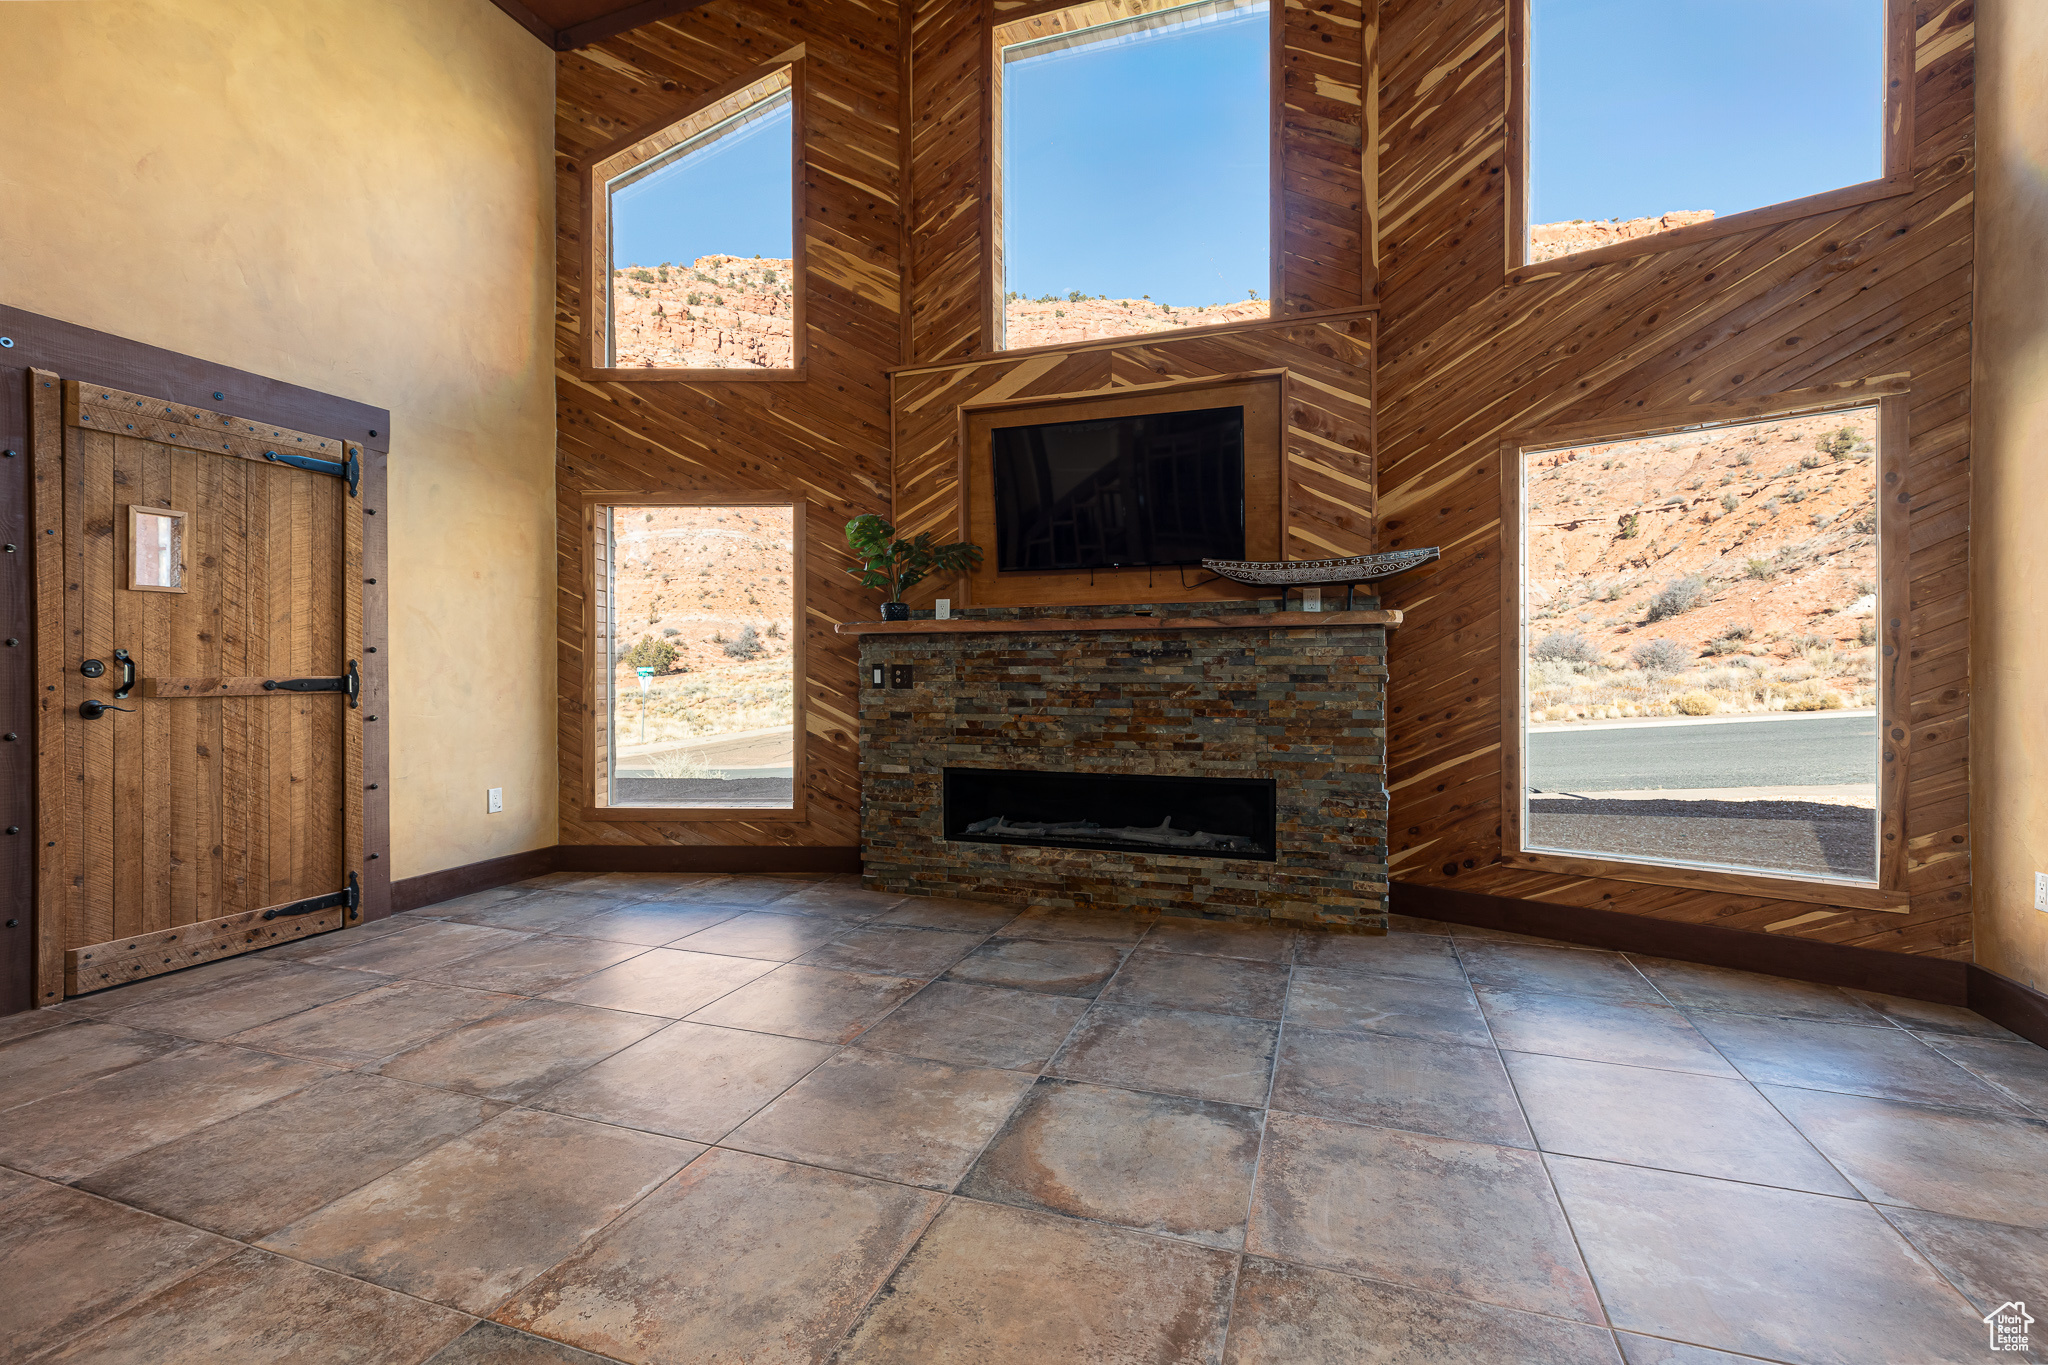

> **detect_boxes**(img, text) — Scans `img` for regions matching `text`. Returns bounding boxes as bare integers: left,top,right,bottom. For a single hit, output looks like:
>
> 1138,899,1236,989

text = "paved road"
1528,714,1877,792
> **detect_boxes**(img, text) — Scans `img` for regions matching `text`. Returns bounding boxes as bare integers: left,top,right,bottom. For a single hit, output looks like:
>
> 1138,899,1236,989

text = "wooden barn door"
31,373,364,998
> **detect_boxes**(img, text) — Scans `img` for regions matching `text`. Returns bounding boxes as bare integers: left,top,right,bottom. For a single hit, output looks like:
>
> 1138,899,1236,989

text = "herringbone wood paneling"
1374,0,1976,958
556,1,905,849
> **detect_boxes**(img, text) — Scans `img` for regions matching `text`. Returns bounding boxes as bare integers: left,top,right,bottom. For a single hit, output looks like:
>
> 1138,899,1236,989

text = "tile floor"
3,875,2045,1363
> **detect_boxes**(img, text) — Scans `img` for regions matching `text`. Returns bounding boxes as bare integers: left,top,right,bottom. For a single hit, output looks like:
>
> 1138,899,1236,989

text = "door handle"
112,649,135,699
79,700,134,719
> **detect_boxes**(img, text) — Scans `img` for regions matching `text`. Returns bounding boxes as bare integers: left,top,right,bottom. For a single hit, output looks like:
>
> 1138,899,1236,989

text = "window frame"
1496,384,1912,911
578,55,807,382
579,491,809,823
984,0,1283,354
1505,0,1917,283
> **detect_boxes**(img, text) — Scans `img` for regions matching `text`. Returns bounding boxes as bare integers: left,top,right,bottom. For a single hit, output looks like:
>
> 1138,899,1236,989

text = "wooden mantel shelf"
835,609,1402,637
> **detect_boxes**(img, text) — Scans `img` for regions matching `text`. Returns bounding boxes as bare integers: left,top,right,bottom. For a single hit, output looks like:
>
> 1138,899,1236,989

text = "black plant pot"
881,601,911,622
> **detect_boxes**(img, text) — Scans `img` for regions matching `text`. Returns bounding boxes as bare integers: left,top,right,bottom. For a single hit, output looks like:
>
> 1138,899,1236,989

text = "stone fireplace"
844,602,1398,929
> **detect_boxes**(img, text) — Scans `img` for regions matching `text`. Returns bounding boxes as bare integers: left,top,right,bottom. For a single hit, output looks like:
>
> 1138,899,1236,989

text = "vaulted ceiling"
488,0,710,50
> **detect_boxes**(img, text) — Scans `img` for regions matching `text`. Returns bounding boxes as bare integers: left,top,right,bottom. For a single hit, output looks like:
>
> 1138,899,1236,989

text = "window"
1515,0,1909,269
589,501,803,816
1506,403,1895,894
128,506,187,592
587,66,799,373
995,0,1272,350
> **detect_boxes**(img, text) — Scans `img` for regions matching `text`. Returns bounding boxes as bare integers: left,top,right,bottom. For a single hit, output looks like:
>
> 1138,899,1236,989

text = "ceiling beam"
486,0,719,51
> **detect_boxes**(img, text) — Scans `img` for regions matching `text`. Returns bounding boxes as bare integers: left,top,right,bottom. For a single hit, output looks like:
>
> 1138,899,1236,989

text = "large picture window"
1504,401,1906,904
994,0,1273,350
587,499,803,817
1513,0,1911,271
585,65,800,375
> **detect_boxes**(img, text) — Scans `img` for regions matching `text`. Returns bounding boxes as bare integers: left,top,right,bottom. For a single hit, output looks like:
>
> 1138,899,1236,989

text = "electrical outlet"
2035,872,2047,913
488,788,503,814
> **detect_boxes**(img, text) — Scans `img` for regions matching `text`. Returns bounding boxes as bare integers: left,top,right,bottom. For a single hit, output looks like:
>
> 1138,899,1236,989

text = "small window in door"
599,502,801,812
128,506,187,593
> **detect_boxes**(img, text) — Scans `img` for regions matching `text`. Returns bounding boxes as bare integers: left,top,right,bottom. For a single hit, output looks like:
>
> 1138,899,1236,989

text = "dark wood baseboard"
1393,881,2048,1053
1967,968,2048,1056
554,844,862,875
385,842,864,917
390,847,559,914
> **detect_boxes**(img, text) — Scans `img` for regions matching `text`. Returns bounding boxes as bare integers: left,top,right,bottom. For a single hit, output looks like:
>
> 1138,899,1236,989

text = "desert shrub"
1617,513,1641,539
1784,691,1847,712
722,624,764,661
1815,426,1860,460
1675,691,1719,716
628,267,655,283
1630,638,1691,674
1701,629,1754,656
1792,632,1828,650
660,627,680,638
1763,499,1781,515
1532,630,1601,663
1720,492,1740,513
1857,620,1877,646
1784,488,1807,504
1799,454,1826,470
1646,575,1708,621
621,634,676,673
1664,496,1686,507
1851,512,1877,534
1602,582,1625,601
766,620,784,639
1735,450,1755,466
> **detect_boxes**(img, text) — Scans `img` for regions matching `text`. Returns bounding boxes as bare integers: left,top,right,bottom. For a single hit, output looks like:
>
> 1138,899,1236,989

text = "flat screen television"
990,405,1246,573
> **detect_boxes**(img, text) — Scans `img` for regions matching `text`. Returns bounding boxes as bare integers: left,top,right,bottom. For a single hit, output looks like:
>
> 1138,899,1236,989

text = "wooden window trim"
578,491,808,823
1496,387,1913,913
982,0,1283,352
125,505,189,594
1504,0,1917,284
578,53,808,383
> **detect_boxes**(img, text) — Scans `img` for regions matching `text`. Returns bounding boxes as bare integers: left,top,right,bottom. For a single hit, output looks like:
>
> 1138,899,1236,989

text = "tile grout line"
1449,928,1627,1352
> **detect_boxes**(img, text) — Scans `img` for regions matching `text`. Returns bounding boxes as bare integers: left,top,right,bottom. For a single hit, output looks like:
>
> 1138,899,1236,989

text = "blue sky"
611,101,792,270
1531,0,1884,224
1001,5,1271,307
610,0,1885,296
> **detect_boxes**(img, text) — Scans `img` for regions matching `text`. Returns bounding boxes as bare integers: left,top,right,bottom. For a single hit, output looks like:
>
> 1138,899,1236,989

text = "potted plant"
844,514,982,620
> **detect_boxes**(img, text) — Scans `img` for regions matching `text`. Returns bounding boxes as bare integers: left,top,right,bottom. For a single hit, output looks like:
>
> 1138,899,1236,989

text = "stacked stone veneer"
858,604,1390,928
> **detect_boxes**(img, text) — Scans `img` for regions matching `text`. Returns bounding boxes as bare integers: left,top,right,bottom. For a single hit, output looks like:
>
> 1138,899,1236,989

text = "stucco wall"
1971,0,2048,985
0,0,559,881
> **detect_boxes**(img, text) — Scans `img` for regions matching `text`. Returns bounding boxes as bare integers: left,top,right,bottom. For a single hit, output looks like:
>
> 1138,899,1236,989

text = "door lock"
78,700,134,720
80,659,105,678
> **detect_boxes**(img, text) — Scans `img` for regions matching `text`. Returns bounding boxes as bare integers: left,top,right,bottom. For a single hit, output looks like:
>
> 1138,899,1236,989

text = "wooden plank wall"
554,0,904,851
1373,0,1976,958
891,314,1376,563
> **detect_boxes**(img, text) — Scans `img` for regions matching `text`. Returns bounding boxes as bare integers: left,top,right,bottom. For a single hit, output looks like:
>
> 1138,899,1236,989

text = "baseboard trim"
388,844,865,915
1967,968,2048,1054
554,844,862,875
1392,881,1970,1004
1393,880,2048,1053
390,847,558,913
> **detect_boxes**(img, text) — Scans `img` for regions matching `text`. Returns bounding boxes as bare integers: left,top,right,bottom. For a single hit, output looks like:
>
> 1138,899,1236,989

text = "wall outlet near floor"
488,788,503,814
2036,872,2048,912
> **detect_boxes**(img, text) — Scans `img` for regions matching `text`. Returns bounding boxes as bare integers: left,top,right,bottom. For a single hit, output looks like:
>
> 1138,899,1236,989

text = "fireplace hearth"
946,767,1277,861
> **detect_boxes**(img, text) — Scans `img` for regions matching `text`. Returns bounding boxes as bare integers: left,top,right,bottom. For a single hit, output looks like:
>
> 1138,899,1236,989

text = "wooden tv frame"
957,376,1282,608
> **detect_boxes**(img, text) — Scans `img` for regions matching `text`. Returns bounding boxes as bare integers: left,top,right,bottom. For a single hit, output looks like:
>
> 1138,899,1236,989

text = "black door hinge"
263,445,360,498
263,871,360,921
262,659,360,708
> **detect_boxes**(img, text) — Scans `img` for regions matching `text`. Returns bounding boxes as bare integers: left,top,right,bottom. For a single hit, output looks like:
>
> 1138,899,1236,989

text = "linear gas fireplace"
945,767,1278,862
